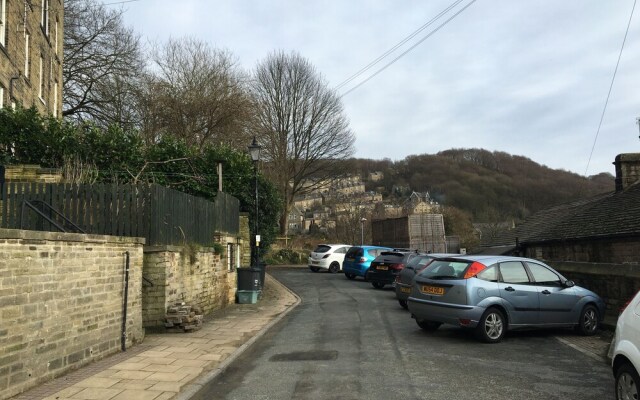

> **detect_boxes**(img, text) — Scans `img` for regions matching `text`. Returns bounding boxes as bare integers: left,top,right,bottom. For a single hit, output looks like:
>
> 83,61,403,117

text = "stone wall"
0,229,144,400
143,240,239,329
553,261,640,322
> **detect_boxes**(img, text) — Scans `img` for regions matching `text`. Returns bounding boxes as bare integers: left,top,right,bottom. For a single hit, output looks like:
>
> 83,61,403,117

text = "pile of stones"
164,302,204,332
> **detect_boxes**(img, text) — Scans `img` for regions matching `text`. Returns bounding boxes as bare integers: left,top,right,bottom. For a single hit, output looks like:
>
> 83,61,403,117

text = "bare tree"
138,38,253,149
251,51,356,235
63,0,144,129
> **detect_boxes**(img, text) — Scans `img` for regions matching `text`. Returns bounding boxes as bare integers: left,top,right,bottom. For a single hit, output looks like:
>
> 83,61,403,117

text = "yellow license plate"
377,265,388,270
400,287,411,294
421,285,445,295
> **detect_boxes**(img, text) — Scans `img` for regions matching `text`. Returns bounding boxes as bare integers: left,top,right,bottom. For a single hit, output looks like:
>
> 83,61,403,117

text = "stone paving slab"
10,274,299,400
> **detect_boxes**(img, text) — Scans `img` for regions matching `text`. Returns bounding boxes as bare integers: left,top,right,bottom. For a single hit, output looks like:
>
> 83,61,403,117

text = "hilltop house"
0,0,63,115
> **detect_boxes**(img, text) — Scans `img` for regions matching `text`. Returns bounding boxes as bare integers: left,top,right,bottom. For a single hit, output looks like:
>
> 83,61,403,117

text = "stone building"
0,0,63,115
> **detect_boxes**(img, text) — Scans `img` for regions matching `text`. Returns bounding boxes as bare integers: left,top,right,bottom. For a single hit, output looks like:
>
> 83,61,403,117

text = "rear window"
313,245,331,253
346,247,363,257
418,259,473,280
379,251,405,258
407,255,435,269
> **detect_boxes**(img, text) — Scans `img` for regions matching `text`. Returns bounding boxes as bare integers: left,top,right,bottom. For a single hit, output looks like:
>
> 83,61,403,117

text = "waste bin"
253,262,267,289
237,268,261,291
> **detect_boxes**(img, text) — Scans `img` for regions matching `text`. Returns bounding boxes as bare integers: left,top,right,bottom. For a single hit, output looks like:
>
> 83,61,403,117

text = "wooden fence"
0,183,239,246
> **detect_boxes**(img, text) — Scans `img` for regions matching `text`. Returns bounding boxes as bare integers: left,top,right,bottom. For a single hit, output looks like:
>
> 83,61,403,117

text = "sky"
108,0,640,177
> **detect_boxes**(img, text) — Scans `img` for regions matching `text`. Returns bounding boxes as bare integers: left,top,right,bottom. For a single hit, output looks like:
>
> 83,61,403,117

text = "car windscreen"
379,251,405,258
313,245,331,253
406,255,434,269
417,259,473,280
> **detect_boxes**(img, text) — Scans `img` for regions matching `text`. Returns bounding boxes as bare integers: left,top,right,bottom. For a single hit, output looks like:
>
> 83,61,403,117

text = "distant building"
0,0,63,115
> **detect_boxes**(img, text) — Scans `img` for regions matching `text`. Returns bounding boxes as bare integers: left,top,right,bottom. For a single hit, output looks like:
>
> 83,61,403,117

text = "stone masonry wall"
0,229,144,400
143,244,238,329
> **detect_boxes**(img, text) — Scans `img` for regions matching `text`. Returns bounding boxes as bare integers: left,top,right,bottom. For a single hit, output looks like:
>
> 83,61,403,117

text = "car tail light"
459,318,471,326
463,262,487,279
359,257,367,263
390,263,405,271
322,254,330,259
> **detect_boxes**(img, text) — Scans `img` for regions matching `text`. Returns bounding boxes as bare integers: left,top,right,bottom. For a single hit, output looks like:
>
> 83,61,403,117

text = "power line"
102,0,143,6
339,0,478,98
584,0,636,176
335,0,466,91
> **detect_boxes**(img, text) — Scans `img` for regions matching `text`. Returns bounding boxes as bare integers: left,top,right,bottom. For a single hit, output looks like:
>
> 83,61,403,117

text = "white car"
308,244,351,273
611,290,640,400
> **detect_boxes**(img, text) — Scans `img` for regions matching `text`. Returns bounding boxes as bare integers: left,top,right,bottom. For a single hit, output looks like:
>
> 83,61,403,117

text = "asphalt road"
194,267,614,400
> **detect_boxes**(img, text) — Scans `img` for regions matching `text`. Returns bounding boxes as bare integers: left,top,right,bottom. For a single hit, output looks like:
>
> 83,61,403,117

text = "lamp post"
247,137,262,267
360,217,367,246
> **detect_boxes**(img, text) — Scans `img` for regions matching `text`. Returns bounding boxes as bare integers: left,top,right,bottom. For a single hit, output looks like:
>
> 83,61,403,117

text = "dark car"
366,250,423,289
395,253,457,309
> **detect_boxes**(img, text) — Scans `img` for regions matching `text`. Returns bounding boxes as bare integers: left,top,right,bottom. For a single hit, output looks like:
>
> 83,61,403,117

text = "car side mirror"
564,280,575,288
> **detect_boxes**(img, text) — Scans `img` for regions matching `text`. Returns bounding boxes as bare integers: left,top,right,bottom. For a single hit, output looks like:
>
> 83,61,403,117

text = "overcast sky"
110,0,639,176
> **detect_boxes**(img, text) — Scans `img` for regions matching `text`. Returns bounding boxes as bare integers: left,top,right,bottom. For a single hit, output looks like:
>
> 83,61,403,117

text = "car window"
526,262,562,286
313,245,331,253
346,247,363,258
367,249,378,257
335,247,348,254
419,260,471,279
499,261,530,284
406,256,432,269
476,266,498,282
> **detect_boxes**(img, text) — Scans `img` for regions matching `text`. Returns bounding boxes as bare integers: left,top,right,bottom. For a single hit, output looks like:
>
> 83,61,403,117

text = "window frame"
25,31,31,78
498,261,532,284
0,0,6,47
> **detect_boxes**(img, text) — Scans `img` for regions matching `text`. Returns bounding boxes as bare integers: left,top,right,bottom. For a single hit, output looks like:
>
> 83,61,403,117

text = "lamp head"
248,137,262,162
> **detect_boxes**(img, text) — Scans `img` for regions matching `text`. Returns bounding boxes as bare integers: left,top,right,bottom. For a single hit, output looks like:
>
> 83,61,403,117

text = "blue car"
342,245,392,280
408,255,606,343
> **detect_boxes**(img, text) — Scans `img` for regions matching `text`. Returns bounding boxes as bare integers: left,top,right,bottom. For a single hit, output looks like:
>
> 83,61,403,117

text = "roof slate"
516,181,640,243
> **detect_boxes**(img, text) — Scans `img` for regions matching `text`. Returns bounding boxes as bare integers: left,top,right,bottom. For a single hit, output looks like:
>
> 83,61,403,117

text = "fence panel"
0,182,239,246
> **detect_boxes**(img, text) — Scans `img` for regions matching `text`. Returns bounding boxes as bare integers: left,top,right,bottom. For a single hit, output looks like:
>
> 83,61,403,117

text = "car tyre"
615,362,640,400
328,262,340,274
576,304,599,336
417,320,441,331
309,266,320,273
345,273,356,280
398,299,408,310
371,282,385,289
475,307,506,343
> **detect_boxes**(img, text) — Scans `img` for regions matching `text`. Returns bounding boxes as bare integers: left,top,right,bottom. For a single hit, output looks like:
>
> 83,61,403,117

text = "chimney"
614,153,640,192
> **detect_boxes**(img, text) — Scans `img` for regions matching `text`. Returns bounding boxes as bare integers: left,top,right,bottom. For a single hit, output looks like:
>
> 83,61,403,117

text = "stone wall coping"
144,245,216,253
0,228,145,245
551,261,640,278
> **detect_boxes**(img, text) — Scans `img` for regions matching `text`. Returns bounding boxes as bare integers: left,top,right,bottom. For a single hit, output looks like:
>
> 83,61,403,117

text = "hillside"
351,148,614,222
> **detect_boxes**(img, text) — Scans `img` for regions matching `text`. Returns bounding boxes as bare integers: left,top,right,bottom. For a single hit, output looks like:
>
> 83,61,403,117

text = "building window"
0,85,4,109
25,32,31,78
55,17,59,54
0,0,6,47
41,0,50,36
39,56,45,103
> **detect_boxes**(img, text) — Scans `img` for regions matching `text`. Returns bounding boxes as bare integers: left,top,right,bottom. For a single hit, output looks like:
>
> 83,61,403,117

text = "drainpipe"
121,251,130,351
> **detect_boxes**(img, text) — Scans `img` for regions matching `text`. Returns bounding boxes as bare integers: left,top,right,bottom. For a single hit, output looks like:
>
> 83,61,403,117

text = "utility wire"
584,0,636,176
335,0,466,91
340,0,478,98
103,0,143,6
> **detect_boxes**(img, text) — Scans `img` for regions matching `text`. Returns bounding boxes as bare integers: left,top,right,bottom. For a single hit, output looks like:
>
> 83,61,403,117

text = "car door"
526,261,578,325
497,261,539,326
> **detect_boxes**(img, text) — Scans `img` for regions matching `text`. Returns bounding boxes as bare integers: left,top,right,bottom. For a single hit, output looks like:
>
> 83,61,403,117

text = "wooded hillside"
351,148,613,222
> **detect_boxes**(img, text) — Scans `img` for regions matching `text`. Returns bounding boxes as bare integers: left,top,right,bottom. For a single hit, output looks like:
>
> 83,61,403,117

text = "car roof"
317,244,351,247
433,255,545,265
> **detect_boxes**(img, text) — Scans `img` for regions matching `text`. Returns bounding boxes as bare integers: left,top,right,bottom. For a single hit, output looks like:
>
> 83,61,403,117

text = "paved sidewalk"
11,274,300,400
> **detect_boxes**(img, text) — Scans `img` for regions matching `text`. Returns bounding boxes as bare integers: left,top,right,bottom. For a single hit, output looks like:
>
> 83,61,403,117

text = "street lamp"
360,217,367,246
247,137,262,267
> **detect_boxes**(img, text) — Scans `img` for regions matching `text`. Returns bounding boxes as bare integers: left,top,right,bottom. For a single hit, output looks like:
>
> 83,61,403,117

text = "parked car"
611,290,640,400
395,253,458,309
366,250,423,289
407,255,605,343
342,245,392,280
308,244,351,273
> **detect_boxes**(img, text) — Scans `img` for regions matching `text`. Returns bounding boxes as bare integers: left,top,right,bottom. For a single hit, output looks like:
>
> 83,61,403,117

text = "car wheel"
616,362,640,400
328,262,340,274
398,299,408,310
576,304,599,336
345,273,356,280
475,307,506,343
371,282,385,289
417,320,441,331
309,266,320,273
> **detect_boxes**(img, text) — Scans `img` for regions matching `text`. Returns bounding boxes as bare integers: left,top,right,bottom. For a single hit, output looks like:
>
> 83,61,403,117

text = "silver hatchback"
407,255,605,343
